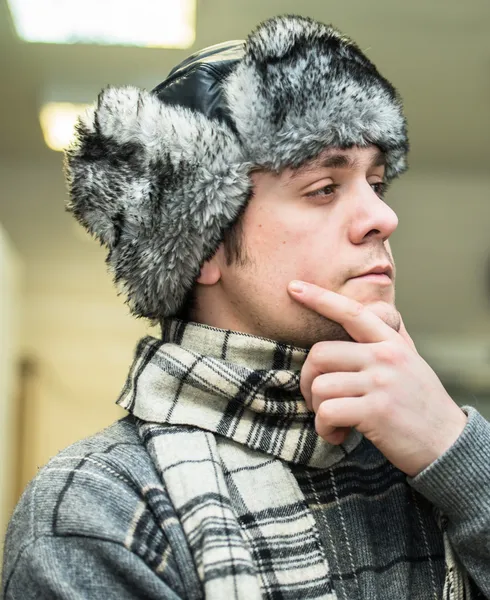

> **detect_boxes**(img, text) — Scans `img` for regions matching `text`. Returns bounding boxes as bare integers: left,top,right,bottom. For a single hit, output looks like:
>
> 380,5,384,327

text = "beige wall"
0,225,22,570
389,172,490,338
19,267,157,489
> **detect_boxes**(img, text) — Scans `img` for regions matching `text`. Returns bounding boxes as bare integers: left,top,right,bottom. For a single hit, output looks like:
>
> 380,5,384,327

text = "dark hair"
222,209,248,267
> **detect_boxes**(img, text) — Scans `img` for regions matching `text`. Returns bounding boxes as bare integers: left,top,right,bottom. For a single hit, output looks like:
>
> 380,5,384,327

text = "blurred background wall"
0,0,489,569
0,225,22,572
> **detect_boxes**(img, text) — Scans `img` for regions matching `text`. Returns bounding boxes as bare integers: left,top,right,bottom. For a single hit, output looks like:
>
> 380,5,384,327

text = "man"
2,14,489,600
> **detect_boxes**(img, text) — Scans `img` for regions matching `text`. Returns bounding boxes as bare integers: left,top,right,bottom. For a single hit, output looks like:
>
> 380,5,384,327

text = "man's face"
205,145,400,348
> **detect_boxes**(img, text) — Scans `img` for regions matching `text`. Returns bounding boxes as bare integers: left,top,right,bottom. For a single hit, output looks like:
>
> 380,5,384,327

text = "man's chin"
364,300,400,332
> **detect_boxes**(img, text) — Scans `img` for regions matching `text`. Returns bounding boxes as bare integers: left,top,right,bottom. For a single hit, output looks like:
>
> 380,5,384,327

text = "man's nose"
348,184,399,244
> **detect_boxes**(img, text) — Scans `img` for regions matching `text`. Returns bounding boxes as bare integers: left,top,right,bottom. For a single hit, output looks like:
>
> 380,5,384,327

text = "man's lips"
348,264,393,283
350,273,392,284
354,264,393,278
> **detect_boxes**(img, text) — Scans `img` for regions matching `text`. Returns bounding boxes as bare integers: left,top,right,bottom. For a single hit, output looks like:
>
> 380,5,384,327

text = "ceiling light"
7,0,196,48
39,103,89,152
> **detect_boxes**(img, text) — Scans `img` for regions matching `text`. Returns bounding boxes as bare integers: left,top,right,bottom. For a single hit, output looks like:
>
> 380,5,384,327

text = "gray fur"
64,15,409,320
225,15,408,178
65,86,250,320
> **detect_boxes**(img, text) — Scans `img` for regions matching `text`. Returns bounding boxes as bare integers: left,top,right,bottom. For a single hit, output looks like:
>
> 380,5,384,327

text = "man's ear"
196,248,223,285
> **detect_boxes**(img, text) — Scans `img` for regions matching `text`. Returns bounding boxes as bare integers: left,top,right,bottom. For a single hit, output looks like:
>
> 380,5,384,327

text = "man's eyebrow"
291,149,386,178
371,150,386,168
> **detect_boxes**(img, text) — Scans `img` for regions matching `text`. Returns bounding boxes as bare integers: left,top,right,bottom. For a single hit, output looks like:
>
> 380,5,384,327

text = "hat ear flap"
64,86,250,320
64,99,142,250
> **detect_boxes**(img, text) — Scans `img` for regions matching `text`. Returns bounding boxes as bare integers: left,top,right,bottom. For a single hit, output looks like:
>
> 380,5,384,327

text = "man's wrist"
428,406,468,472
408,407,490,521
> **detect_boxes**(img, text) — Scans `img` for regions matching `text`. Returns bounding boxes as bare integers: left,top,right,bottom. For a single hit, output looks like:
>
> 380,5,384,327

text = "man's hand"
288,280,467,477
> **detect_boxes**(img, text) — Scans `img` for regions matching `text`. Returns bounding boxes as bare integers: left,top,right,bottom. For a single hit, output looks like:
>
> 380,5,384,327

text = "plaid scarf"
117,319,471,600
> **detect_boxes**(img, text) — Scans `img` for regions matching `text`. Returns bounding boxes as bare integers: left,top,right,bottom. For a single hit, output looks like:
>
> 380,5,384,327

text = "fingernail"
289,280,305,294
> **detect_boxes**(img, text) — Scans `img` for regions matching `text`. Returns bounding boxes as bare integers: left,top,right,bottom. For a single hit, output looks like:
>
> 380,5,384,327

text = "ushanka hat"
64,14,409,321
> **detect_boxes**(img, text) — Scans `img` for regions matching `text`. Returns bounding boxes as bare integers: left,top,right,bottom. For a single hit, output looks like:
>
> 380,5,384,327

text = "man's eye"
371,182,389,198
307,184,338,197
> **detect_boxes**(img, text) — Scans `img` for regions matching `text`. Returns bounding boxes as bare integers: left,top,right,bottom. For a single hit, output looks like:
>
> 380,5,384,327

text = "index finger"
288,280,398,344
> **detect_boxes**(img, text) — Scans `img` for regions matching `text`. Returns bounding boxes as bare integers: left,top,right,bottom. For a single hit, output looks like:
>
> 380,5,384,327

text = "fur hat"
64,14,409,321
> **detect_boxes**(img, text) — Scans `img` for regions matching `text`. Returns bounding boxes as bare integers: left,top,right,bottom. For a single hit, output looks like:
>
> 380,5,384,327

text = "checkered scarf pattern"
117,319,471,600
117,319,363,469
